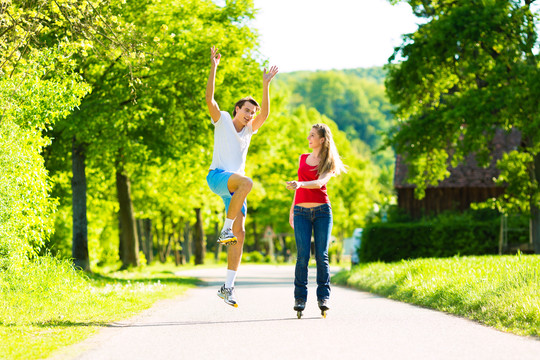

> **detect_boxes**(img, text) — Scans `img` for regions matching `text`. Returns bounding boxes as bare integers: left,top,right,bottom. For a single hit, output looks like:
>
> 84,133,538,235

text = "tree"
385,0,540,253
277,69,396,168
47,0,264,267
2,0,142,270
0,48,89,268
247,99,383,254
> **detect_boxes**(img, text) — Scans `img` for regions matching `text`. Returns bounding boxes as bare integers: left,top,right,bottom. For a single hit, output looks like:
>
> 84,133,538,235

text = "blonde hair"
312,123,347,176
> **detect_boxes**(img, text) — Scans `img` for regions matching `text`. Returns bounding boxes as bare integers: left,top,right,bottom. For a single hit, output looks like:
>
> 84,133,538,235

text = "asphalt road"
51,264,540,360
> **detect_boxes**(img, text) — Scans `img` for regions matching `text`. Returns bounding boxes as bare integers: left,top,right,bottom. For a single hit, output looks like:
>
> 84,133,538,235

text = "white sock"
222,218,234,232
225,269,237,288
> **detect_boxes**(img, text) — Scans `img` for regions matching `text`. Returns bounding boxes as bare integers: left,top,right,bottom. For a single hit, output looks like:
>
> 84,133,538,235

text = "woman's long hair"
312,123,347,176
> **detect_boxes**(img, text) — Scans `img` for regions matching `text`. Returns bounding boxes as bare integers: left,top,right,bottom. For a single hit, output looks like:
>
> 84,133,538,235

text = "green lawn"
0,258,199,359
334,254,540,337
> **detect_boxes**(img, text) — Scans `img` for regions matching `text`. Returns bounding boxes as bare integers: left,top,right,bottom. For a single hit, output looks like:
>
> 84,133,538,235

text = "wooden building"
394,130,521,218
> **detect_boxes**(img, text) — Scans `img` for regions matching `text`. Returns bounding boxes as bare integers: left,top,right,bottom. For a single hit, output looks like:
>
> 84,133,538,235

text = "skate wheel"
321,310,327,318
297,311,302,319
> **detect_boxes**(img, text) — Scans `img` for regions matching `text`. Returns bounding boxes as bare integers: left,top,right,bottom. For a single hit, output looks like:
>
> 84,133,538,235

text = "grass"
333,254,540,337
0,257,199,360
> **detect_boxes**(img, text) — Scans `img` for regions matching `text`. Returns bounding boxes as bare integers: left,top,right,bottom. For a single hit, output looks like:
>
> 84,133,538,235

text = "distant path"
51,265,540,360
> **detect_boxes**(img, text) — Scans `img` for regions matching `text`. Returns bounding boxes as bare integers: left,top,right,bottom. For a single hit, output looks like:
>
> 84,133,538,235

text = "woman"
286,123,346,318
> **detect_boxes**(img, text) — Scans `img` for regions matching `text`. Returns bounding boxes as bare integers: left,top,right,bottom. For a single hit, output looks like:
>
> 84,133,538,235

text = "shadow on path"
107,317,322,328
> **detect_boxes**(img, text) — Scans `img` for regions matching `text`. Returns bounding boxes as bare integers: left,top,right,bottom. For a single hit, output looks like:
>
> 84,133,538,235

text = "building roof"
394,129,521,189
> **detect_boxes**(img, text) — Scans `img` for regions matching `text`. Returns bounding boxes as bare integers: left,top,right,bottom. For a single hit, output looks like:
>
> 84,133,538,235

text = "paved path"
52,265,540,360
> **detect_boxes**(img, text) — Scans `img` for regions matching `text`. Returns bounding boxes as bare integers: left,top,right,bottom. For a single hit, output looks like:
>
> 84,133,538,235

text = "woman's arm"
286,171,333,190
289,192,296,229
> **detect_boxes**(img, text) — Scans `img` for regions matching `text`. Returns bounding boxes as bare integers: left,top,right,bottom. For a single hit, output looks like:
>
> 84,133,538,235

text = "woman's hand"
289,211,294,229
286,181,300,190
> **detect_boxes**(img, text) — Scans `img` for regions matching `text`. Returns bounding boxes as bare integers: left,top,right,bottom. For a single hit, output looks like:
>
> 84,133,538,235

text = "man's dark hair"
233,96,260,116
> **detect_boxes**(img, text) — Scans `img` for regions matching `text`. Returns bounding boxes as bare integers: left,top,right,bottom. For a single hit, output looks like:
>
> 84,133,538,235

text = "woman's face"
307,128,324,149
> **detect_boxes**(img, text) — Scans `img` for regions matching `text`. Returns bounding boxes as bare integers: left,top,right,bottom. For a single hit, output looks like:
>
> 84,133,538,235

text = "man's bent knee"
228,175,253,194
239,177,253,193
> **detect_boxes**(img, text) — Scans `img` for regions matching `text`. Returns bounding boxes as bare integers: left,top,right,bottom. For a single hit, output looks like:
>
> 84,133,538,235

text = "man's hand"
211,46,221,67
263,65,279,85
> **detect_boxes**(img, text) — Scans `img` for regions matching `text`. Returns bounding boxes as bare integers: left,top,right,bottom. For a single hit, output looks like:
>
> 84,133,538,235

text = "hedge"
359,219,499,262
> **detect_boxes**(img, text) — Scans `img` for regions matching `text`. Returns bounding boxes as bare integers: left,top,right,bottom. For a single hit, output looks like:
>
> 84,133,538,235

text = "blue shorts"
206,169,247,216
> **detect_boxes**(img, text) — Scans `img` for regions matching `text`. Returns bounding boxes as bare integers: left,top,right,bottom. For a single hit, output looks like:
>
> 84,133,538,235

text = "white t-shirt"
209,111,257,175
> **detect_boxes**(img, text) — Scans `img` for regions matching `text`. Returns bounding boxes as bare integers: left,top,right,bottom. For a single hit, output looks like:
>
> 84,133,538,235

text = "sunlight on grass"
334,254,540,337
0,257,198,359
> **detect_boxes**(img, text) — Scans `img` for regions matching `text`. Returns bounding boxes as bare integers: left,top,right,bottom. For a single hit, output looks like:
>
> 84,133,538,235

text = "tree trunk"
144,218,153,263
118,213,124,263
213,220,222,262
194,208,205,265
278,235,286,261
158,214,168,263
163,225,176,261
136,218,145,259
116,170,139,268
531,152,540,254
71,139,90,271
183,221,192,264
136,218,153,263
253,217,259,252
153,223,161,261
175,223,184,266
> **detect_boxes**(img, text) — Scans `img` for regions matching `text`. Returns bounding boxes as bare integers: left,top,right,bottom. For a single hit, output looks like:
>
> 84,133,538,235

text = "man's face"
235,102,257,125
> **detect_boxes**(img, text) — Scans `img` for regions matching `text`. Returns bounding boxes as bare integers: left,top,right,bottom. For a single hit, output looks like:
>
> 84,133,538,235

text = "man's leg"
226,174,253,221
215,172,251,245
220,210,245,306
227,210,246,272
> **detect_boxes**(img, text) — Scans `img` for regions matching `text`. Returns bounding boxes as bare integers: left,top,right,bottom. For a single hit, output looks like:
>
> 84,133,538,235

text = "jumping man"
205,46,278,307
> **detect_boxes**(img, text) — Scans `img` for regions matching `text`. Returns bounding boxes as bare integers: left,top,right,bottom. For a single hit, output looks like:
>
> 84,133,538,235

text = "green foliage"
360,213,500,262
0,50,89,265
342,67,387,85
45,0,264,264
334,254,540,337
2,0,392,268
497,150,540,214
242,251,271,263
385,0,540,211
1,0,136,78
278,69,395,168
246,103,383,243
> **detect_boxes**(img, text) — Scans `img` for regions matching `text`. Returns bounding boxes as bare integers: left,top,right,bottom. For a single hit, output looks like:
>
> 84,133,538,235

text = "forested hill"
276,67,394,167
342,67,386,85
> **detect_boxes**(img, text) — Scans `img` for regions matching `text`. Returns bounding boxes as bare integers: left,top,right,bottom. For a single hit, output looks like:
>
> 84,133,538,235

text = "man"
205,46,278,307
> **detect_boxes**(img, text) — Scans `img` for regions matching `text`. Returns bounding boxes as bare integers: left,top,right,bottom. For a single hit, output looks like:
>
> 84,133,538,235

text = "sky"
251,0,422,72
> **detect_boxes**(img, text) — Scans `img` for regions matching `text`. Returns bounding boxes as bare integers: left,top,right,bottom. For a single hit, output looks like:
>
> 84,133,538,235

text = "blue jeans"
293,203,333,302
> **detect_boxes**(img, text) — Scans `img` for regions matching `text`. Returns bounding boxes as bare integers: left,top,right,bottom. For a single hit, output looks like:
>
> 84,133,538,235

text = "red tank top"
294,154,330,205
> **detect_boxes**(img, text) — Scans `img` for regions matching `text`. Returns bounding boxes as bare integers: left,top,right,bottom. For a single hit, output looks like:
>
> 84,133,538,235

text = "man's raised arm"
206,46,222,123
252,65,279,131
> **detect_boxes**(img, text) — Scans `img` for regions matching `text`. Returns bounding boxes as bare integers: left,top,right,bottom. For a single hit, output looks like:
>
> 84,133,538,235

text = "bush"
0,50,89,267
242,251,266,263
360,215,499,262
